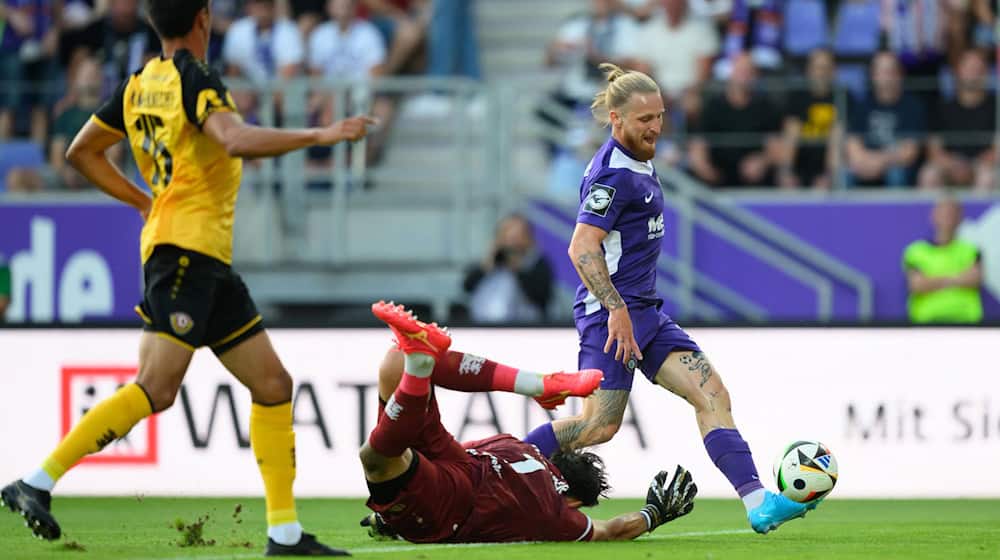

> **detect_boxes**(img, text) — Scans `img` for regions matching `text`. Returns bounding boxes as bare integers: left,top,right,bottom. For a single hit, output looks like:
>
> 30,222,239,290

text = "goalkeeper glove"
640,465,697,532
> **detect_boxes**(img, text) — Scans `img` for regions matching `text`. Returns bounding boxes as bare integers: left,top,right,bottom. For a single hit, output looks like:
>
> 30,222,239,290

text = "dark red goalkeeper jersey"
449,434,594,543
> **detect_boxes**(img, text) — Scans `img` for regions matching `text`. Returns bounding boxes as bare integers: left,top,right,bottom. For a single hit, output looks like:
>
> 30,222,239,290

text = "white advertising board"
0,328,998,498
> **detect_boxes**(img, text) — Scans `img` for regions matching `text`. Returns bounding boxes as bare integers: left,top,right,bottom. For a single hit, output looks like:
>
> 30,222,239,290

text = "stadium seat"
0,140,45,192
783,0,828,57
836,64,869,100
832,0,881,57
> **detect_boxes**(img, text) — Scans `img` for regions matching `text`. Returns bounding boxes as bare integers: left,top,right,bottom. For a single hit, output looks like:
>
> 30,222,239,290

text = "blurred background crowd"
1,0,997,193
0,0,485,189
542,0,998,194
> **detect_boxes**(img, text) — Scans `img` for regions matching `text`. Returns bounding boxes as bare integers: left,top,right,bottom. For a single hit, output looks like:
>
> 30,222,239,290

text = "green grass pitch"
2,497,998,559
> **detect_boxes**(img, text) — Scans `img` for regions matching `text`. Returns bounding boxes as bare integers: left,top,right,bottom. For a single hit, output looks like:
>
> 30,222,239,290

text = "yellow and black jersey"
92,49,242,265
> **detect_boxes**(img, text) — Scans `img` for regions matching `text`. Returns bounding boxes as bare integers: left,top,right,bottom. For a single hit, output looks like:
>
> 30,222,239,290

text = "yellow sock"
43,383,153,481
250,402,299,527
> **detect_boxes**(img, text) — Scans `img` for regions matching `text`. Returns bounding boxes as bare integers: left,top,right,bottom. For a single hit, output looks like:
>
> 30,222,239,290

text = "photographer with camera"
464,214,554,324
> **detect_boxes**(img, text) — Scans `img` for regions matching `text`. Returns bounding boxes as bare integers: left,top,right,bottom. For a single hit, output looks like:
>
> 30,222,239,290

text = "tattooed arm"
552,389,630,449
568,223,624,311
569,223,643,363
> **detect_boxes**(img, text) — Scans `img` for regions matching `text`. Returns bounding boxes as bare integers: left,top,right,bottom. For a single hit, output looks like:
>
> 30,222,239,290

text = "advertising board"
1,328,997,498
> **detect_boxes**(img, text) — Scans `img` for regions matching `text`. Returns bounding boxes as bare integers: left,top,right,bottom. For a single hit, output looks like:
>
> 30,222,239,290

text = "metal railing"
220,75,501,265
661,166,873,321
522,201,764,321
229,76,506,319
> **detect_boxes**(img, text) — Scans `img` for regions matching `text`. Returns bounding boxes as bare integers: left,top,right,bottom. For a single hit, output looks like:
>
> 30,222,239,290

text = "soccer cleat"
359,512,400,541
1,480,61,540
265,532,350,556
534,369,604,410
747,490,812,534
371,301,452,357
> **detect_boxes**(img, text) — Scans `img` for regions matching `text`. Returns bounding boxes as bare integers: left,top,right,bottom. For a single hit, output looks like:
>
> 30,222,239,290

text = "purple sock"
704,428,764,497
524,423,560,458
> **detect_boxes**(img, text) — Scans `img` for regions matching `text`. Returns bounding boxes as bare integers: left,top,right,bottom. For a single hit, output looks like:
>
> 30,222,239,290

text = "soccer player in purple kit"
522,63,820,534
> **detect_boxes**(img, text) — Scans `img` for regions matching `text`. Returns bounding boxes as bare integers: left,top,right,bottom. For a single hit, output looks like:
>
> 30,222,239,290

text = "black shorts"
135,244,263,355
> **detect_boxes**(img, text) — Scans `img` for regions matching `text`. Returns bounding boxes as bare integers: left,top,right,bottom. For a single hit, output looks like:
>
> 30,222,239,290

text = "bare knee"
680,380,731,418
360,443,413,483
709,383,732,411
673,384,713,415
378,348,405,400
134,377,180,412
249,369,293,404
359,442,386,476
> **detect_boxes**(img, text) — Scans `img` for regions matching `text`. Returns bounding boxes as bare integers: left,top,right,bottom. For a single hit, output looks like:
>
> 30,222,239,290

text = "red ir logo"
60,366,158,465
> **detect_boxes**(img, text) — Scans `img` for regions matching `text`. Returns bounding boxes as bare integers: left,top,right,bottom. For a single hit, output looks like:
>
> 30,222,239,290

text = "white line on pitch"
349,528,753,554
160,528,752,559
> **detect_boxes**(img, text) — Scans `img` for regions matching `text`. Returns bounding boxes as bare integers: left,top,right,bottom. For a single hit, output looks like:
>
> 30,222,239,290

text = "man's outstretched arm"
593,465,698,541
202,112,375,159
591,512,652,541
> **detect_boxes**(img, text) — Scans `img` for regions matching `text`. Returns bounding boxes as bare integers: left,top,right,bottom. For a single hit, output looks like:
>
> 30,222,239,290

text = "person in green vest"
903,198,983,323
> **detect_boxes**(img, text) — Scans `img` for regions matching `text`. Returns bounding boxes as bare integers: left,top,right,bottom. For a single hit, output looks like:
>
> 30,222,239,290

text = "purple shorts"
576,306,701,391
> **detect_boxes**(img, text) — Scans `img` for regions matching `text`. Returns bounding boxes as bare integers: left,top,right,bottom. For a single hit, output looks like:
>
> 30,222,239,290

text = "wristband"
639,508,652,531
640,504,660,531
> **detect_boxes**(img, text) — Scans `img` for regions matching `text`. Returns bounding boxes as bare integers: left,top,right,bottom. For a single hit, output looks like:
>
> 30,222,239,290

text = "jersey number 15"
134,114,173,189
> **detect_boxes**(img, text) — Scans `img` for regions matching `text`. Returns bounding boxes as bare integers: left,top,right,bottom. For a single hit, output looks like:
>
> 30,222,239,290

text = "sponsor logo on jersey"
583,184,616,217
647,213,664,240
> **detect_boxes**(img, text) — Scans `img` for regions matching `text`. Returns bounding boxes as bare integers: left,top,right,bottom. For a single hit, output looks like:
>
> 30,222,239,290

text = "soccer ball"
773,440,838,503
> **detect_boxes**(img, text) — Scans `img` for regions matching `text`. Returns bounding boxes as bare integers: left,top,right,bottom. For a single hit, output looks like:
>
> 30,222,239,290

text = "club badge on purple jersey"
583,184,616,217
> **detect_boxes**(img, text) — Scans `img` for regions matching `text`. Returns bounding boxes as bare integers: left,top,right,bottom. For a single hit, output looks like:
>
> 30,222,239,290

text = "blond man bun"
590,63,660,127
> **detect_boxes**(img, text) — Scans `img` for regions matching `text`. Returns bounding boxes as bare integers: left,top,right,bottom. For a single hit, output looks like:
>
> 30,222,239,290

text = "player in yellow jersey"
0,0,370,556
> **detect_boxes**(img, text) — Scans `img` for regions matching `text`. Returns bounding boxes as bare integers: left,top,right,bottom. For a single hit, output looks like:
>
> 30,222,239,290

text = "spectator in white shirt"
546,0,642,105
625,0,719,102
309,0,386,80
616,0,718,128
223,0,304,117
308,0,394,164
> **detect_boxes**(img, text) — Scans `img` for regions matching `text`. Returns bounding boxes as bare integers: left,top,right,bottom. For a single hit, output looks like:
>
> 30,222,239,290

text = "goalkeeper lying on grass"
357,301,698,543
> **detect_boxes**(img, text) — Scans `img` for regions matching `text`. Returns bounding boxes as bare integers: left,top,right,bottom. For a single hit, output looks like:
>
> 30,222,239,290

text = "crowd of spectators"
545,0,999,193
3,0,998,194
0,0,481,192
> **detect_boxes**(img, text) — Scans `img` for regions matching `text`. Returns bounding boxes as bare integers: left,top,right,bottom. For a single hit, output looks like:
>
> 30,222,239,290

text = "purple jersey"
574,137,665,324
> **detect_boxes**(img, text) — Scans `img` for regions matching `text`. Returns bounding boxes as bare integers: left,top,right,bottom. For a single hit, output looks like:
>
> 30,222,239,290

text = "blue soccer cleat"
748,491,817,534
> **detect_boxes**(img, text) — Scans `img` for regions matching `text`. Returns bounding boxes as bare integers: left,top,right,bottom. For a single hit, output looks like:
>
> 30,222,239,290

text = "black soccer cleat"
1,480,61,540
265,532,350,556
